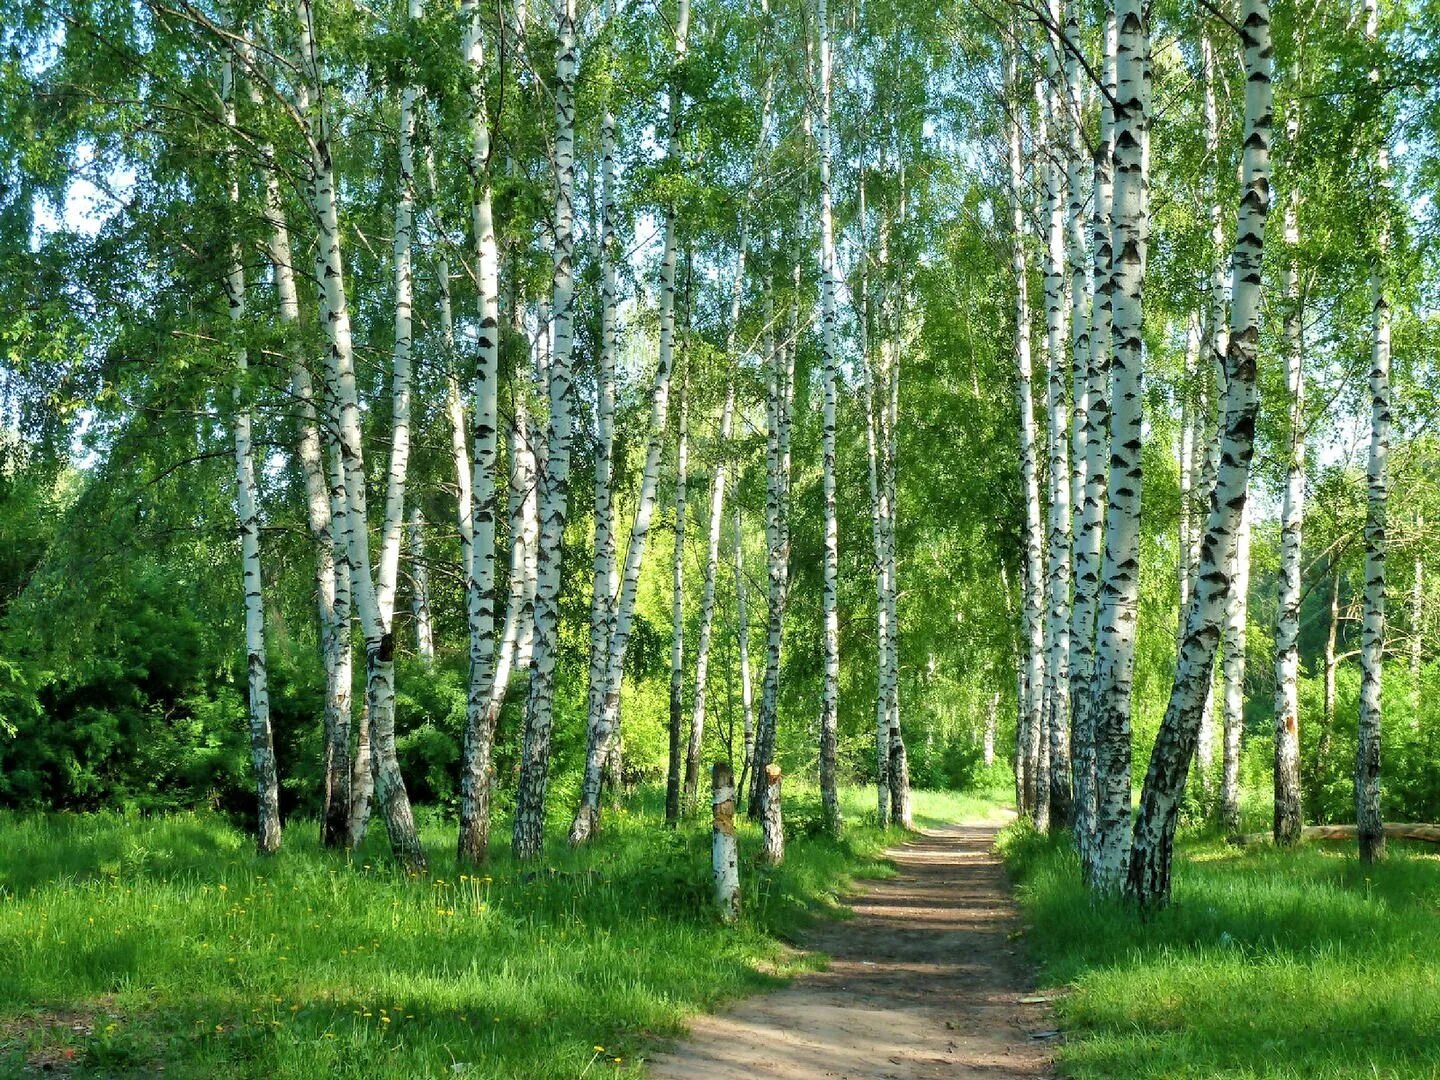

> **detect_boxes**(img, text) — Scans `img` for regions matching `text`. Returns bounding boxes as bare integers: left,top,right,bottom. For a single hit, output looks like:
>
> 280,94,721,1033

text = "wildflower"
594,1045,605,1053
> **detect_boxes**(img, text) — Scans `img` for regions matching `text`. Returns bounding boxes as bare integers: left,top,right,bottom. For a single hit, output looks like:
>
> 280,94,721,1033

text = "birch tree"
513,0,580,861
571,0,689,844
1089,0,1149,893
1356,0,1391,866
815,0,842,836
221,52,280,855
1220,504,1250,836
1127,0,1272,906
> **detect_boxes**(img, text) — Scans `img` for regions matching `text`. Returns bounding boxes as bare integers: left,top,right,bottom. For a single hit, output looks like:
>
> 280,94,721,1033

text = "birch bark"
513,0,580,860
1127,0,1272,906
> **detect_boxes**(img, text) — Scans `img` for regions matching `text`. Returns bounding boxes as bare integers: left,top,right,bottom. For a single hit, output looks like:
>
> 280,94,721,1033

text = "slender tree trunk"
1273,142,1305,844
1069,6,1115,876
1324,568,1339,737
259,131,349,850
349,699,372,845
1037,0,1073,832
880,217,911,830
1126,0,1272,907
670,364,691,818
221,54,281,855
814,0,842,837
456,0,506,866
734,500,756,810
409,509,434,664
1356,0,1391,867
1007,36,1047,825
513,0,579,860
1220,505,1250,836
584,34,621,820
1411,542,1423,716
296,0,426,873
572,0,689,844
1089,0,1150,894
750,287,794,816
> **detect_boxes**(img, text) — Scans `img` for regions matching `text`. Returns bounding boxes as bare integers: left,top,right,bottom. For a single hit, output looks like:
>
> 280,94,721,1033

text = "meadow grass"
1001,821,1440,1079
0,784,1001,1078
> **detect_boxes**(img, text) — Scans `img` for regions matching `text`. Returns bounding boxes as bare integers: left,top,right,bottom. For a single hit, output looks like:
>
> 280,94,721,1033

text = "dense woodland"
1,0,1439,912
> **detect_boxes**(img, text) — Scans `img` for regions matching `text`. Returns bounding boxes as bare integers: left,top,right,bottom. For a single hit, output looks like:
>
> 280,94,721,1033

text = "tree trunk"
1089,0,1149,895
584,37,621,827
749,288,794,816
1126,0,1272,907
761,763,784,865
409,510,434,665
221,54,281,855
814,0,842,837
1069,6,1115,876
1007,35,1047,826
1273,141,1305,845
734,500,756,811
1220,505,1250,836
572,0,689,844
1356,0,1391,867
670,363,691,818
349,700,373,847
513,0,579,861
1411,543,1423,719
712,762,740,923
456,0,506,866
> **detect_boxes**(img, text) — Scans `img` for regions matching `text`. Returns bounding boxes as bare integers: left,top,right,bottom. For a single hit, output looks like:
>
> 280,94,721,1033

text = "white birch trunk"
1089,0,1150,894
222,54,281,855
571,0,689,843
409,509,434,665
712,762,740,923
734,499,756,807
1273,146,1305,844
457,0,506,866
670,363,691,817
513,0,579,860
1008,37,1047,825
814,0,842,836
1069,6,1116,876
1356,0,1390,866
297,0,425,872
1220,504,1250,835
1127,0,1272,906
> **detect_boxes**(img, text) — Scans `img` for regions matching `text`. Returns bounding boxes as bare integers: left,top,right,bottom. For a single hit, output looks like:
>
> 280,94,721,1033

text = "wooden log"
712,762,740,923
1233,823,1440,846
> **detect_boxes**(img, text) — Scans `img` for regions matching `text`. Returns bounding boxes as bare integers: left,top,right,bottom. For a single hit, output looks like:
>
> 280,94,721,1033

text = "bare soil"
644,820,1056,1079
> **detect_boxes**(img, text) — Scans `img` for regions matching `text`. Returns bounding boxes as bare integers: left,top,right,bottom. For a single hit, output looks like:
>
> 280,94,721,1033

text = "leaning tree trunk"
1220,504,1250,836
1039,0,1073,832
1126,0,1272,908
1273,139,1305,845
572,0,689,844
1356,0,1390,866
1069,5,1116,877
1007,36,1047,825
1089,0,1149,895
457,0,505,866
221,53,281,855
513,0,579,861
814,0,842,837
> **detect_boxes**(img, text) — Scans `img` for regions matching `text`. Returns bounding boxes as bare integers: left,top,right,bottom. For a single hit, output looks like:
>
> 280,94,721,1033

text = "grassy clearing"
0,784,999,1078
1001,823,1440,1079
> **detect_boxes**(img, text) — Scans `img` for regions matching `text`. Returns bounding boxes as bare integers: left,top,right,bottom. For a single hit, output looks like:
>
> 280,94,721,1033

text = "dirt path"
644,819,1055,1079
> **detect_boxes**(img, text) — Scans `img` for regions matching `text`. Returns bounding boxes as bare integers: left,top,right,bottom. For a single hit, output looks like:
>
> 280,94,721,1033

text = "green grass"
1001,821,1440,1078
0,784,1000,1078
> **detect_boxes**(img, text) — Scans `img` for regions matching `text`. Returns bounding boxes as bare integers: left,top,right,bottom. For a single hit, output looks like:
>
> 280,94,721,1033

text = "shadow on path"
644,820,1056,1079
